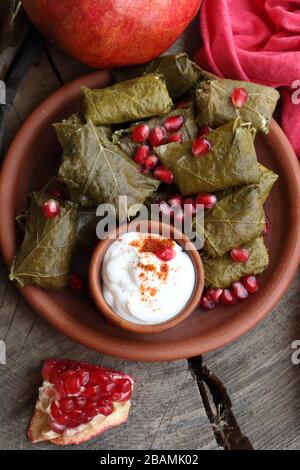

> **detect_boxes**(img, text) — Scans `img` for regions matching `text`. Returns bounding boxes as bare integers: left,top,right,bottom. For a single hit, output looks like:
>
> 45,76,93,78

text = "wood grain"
0,13,299,450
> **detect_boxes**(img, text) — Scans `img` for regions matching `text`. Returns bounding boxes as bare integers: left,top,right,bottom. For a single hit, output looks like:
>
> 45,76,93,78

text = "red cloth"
196,0,300,159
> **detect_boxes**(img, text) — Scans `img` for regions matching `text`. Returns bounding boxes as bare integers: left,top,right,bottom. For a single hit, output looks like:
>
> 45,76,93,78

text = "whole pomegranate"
21,0,202,68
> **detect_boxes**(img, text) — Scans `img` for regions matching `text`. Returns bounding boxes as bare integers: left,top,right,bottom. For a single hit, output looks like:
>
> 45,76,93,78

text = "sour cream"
101,232,195,325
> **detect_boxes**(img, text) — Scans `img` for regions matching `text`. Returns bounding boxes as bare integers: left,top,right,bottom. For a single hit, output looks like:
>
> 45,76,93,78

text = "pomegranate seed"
115,379,131,393
41,198,60,218
175,99,191,109
82,384,103,399
77,370,90,386
220,289,237,305
74,397,87,410
49,420,65,434
134,145,151,165
42,359,58,381
198,125,212,137
159,201,171,218
206,288,223,303
243,275,259,293
168,194,183,207
167,132,183,144
232,87,249,108
50,402,68,424
149,126,167,147
232,281,249,300
173,207,184,225
230,247,250,263
195,193,217,210
96,402,114,416
155,247,176,262
154,166,174,184
68,274,84,292
200,296,216,310
89,370,109,385
49,189,63,199
192,138,211,157
62,373,81,395
144,154,159,170
53,378,66,398
183,198,196,217
59,397,75,413
263,216,270,235
132,123,150,143
163,115,185,132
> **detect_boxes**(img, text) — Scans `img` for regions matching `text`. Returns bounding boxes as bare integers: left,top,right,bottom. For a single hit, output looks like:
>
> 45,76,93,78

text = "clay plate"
0,71,300,362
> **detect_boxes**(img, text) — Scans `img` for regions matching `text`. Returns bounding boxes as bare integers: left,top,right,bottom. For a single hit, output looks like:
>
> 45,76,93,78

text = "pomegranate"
206,288,223,303
230,247,250,263
192,137,211,157
155,247,176,262
41,199,61,219
183,198,196,217
163,115,185,132
198,124,212,137
68,274,84,293
132,124,150,143
28,358,134,445
243,275,259,293
144,154,159,170
232,87,249,108
149,126,167,147
168,194,183,207
232,281,249,300
154,166,174,184
200,296,216,310
167,132,183,144
134,145,151,165
195,193,217,210
21,1,201,68
219,289,237,305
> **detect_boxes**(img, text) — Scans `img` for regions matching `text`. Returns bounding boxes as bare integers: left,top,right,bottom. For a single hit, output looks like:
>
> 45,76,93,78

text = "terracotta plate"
1,71,300,362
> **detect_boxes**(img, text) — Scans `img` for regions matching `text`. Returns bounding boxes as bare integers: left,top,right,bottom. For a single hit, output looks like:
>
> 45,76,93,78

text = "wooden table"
1,14,300,451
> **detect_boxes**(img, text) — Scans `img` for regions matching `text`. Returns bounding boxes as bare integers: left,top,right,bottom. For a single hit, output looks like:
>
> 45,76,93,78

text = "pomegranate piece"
192,137,211,157
195,193,217,210
173,207,184,225
134,145,150,165
219,289,237,305
175,99,192,109
198,124,212,137
232,281,249,300
243,275,259,294
163,115,185,132
132,123,150,143
206,288,223,303
168,194,183,207
230,247,250,263
144,154,159,170
183,198,196,217
68,274,84,292
159,201,172,218
263,216,270,235
155,247,176,262
41,198,61,219
167,132,183,144
200,296,216,310
232,87,249,108
149,126,167,147
28,358,134,445
154,166,174,184
49,188,63,199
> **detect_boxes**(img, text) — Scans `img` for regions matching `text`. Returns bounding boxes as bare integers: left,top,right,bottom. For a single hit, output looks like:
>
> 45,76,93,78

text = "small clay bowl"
89,220,204,334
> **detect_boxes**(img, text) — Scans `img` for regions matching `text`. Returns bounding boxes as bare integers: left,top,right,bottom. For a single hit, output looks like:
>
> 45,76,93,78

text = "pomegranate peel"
28,359,134,445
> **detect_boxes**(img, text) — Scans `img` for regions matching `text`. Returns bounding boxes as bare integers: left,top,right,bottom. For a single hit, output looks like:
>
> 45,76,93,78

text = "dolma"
202,185,265,258
202,237,269,288
112,106,198,158
196,79,280,133
155,119,261,196
9,192,77,289
81,74,173,126
55,118,160,218
113,53,209,100
217,164,278,204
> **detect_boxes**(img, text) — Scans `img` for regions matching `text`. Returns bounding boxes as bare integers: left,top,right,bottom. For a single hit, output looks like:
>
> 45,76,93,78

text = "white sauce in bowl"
101,232,195,325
